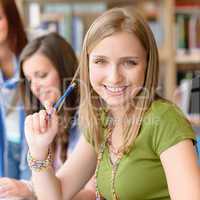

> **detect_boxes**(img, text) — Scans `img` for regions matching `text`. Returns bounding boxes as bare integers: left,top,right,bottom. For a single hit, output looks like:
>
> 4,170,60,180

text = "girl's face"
0,4,8,46
89,32,147,109
23,53,61,106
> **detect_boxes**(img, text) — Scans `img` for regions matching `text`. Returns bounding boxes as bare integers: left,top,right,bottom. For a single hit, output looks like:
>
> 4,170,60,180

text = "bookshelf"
175,0,200,70
18,0,200,154
18,0,200,90
19,0,176,101
17,0,200,125
175,0,200,126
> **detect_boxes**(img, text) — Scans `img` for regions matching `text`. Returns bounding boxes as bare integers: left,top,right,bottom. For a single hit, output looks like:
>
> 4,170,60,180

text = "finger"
50,111,58,133
0,191,11,198
0,185,10,197
0,177,14,183
24,115,34,137
43,101,53,114
0,177,8,183
32,113,41,134
39,110,48,132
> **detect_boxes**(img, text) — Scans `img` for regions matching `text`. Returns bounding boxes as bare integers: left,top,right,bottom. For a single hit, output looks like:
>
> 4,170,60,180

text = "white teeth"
106,86,126,92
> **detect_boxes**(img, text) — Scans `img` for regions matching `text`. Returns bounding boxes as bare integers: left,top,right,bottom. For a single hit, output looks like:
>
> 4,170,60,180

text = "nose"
107,64,123,84
30,80,41,96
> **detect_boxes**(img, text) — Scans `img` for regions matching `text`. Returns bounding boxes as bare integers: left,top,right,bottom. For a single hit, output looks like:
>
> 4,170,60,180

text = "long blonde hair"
79,7,159,152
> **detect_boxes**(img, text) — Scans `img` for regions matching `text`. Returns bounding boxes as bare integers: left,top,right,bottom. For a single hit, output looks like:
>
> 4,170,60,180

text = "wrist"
29,147,49,161
27,149,53,172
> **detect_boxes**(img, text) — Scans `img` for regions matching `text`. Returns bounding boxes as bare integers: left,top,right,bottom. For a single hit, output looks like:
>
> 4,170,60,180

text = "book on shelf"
41,13,64,33
176,14,190,51
72,16,84,55
44,4,73,43
176,1,200,8
72,2,106,14
34,2,106,54
28,2,40,28
148,20,164,48
179,78,192,114
175,4,200,57
189,74,200,115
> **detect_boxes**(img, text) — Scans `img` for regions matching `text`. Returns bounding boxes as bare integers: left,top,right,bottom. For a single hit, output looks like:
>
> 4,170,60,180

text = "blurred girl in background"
0,0,30,179
0,33,95,200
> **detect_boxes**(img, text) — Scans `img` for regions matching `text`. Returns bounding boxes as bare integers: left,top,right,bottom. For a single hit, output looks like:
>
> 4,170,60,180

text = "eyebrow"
90,55,107,59
90,55,140,60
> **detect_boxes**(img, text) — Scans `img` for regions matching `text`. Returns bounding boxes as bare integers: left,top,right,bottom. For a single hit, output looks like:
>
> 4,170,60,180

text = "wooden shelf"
176,0,200,4
17,0,200,130
177,63,200,72
176,53,200,64
159,47,176,63
159,47,167,62
19,0,177,100
24,0,141,3
176,52,200,71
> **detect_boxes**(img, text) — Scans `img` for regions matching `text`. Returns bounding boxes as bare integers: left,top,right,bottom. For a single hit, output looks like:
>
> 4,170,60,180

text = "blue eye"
94,59,106,64
124,60,137,68
127,60,137,65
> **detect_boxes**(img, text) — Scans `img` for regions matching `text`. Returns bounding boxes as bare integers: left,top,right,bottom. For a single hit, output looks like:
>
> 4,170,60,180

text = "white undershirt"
2,86,20,143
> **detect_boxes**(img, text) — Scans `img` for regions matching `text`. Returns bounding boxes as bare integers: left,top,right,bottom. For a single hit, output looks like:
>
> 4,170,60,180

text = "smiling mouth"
104,85,128,95
38,90,51,99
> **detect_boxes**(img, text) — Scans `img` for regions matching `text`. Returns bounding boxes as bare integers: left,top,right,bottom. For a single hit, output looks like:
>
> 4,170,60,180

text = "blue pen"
48,82,76,116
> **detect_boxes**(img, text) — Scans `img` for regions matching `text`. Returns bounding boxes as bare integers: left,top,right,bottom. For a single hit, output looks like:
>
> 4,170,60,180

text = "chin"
40,95,59,105
104,98,129,108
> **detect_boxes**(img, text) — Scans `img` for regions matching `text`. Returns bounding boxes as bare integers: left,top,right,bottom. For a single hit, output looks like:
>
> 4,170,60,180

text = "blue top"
68,112,80,153
0,56,30,178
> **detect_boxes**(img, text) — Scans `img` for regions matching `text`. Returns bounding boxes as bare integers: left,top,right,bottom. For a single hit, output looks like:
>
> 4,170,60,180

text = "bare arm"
31,136,96,200
160,139,200,200
0,178,35,199
56,136,97,200
24,110,97,200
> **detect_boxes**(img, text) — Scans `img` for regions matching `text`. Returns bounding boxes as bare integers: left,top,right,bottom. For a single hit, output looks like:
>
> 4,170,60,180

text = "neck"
110,104,132,124
0,41,12,59
0,47,14,78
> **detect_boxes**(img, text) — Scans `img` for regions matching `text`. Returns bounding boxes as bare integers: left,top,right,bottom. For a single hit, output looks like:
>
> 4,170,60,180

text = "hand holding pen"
24,82,77,160
24,65,79,159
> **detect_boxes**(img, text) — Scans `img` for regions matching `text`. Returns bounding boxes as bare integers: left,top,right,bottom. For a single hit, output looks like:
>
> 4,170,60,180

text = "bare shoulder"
160,139,200,200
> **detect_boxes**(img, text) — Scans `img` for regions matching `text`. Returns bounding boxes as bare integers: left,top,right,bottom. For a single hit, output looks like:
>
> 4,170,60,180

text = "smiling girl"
23,7,200,200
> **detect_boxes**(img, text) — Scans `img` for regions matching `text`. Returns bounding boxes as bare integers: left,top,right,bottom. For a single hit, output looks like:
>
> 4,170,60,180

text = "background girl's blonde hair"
79,7,159,152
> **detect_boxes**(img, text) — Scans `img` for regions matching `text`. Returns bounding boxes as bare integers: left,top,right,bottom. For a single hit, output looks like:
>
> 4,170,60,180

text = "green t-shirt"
86,100,196,200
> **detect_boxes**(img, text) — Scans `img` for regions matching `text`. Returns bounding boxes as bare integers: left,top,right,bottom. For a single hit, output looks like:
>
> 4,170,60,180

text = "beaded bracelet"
27,149,53,172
